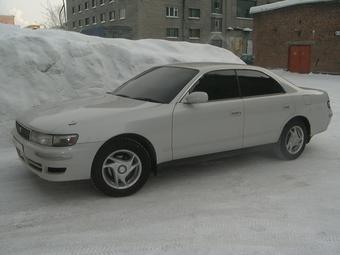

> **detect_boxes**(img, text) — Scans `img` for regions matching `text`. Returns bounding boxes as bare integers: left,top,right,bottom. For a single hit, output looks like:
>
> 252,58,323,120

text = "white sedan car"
12,63,332,196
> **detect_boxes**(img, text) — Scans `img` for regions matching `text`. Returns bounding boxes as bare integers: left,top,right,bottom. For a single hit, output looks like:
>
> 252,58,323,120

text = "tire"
91,138,151,197
275,120,307,160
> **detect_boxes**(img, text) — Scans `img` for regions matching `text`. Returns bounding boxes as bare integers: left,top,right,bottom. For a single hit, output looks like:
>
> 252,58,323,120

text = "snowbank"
250,0,333,14
0,24,243,145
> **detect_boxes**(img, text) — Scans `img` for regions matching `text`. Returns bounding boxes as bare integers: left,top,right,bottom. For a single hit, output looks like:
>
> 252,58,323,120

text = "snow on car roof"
250,0,334,14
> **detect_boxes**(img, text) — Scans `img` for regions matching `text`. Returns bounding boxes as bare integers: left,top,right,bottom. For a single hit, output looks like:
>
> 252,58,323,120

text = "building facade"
66,0,276,57
0,15,15,25
251,1,340,74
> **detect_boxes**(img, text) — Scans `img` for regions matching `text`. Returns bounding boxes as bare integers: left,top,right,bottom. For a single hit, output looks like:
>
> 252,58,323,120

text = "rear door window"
237,70,285,97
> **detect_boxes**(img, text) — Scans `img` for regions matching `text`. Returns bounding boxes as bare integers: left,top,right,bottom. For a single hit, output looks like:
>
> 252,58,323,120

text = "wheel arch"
94,133,158,175
282,115,311,143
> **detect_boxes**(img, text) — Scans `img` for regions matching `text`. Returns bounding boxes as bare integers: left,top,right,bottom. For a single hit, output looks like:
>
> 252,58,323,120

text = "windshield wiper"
133,97,162,103
115,94,133,99
110,93,162,103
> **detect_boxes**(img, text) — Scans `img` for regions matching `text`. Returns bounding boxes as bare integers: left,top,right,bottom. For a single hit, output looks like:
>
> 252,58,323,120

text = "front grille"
48,167,67,174
16,122,30,140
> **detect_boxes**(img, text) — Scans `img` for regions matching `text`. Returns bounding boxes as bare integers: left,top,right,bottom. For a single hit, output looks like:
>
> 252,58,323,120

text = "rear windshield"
113,66,199,104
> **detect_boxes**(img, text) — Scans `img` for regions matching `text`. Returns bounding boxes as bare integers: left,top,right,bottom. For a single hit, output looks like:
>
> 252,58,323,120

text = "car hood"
17,95,159,133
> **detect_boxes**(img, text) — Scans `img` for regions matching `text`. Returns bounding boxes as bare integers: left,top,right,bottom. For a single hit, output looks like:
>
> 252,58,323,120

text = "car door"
236,69,295,147
172,69,244,160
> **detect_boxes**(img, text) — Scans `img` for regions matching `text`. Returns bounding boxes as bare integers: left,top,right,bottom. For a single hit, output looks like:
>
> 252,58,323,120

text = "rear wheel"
91,138,151,196
275,120,307,160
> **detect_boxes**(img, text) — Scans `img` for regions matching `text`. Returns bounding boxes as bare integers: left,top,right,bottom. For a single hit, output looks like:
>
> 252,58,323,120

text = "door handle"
231,111,242,116
283,105,290,109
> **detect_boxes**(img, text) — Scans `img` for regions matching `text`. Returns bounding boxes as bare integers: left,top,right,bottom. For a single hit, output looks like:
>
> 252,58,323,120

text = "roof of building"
250,0,335,14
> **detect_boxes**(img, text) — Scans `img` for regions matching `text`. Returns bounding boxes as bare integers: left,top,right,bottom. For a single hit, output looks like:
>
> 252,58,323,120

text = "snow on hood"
0,24,243,143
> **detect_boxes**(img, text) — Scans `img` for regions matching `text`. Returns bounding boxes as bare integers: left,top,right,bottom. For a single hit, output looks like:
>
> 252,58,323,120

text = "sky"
0,0,62,26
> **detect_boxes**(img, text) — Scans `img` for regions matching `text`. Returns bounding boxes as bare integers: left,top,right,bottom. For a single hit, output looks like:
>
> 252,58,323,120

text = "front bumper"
12,129,103,182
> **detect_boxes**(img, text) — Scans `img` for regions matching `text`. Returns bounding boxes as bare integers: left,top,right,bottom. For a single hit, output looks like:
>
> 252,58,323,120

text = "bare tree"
42,0,66,29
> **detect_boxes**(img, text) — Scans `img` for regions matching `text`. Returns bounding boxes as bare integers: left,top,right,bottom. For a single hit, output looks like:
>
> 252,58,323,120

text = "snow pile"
250,0,333,14
0,24,243,145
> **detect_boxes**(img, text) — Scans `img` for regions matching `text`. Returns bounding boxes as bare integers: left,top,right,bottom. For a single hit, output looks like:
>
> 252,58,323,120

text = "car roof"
164,62,299,93
164,62,269,72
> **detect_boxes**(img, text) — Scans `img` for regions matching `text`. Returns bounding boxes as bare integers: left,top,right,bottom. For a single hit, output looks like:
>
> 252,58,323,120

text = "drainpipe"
63,0,67,24
182,0,186,41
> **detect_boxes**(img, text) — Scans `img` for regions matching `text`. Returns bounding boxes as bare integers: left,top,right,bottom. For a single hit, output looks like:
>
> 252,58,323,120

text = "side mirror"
184,92,208,104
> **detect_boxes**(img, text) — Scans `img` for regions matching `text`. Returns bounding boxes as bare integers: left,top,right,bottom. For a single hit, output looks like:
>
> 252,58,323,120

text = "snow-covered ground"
1,25,340,254
0,71,339,255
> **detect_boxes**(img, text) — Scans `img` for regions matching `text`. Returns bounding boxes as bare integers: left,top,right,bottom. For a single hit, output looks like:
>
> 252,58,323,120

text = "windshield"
113,66,199,104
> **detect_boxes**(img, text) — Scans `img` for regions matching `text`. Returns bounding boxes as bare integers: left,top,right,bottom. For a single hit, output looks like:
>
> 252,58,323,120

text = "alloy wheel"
102,149,142,189
285,126,304,155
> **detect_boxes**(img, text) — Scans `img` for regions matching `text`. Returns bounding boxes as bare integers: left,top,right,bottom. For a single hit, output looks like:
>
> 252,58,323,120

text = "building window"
72,21,76,28
92,16,97,24
166,7,179,18
92,0,96,8
72,6,75,14
78,4,82,12
100,13,106,23
99,0,104,6
85,17,90,26
211,39,223,47
189,8,200,19
166,28,179,38
119,8,126,19
78,20,82,27
85,1,89,10
189,29,200,39
211,18,222,32
109,11,116,21
237,0,256,18
212,0,222,14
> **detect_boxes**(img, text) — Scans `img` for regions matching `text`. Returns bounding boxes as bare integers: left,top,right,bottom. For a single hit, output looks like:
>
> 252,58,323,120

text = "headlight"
30,131,53,146
29,131,78,147
53,134,79,147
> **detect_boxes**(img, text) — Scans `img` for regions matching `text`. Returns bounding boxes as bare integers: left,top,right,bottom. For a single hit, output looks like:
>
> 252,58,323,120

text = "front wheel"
91,138,151,196
275,120,307,160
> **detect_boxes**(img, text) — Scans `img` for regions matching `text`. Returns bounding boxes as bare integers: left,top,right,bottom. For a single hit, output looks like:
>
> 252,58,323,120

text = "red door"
288,45,311,73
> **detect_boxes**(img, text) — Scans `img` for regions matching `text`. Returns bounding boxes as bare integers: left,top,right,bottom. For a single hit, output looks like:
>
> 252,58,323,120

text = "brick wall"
253,2,340,74
0,15,15,25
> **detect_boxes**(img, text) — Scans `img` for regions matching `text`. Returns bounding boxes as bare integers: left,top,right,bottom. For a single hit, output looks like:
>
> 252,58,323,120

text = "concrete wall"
66,0,281,57
66,0,138,39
